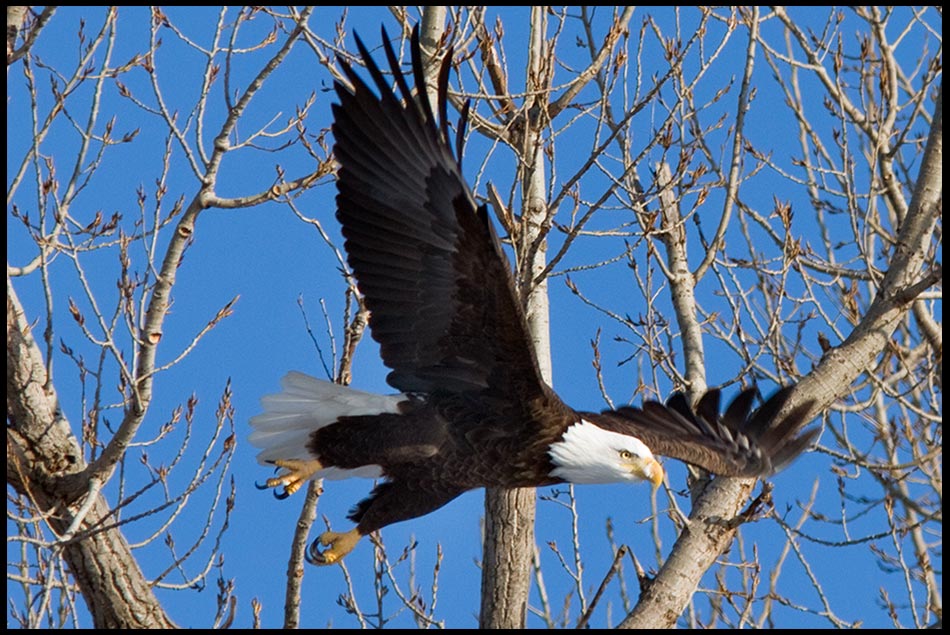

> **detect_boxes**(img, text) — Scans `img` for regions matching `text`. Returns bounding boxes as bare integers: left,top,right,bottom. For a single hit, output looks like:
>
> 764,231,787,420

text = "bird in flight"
250,26,818,566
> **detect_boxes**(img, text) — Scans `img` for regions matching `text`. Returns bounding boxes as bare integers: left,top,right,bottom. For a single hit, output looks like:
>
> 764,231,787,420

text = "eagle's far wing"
588,387,819,477
332,26,546,400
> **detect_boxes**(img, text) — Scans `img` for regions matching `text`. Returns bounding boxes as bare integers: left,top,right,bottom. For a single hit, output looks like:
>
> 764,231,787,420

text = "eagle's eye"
619,449,634,460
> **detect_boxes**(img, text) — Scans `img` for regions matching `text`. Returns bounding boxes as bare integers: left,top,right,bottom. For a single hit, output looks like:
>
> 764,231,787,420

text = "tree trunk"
7,280,177,628
479,6,552,628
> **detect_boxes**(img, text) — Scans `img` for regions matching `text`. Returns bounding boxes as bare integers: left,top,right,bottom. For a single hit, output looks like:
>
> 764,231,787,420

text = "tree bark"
7,279,177,628
620,82,942,630
479,6,552,628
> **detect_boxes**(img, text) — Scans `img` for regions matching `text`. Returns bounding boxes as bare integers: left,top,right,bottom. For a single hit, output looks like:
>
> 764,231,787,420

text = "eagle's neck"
547,420,655,484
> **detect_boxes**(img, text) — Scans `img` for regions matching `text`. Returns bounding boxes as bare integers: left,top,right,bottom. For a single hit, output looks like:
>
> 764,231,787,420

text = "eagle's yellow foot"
259,458,324,498
307,528,363,566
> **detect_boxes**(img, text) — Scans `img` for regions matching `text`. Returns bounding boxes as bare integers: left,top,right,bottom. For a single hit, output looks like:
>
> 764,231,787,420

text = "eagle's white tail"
248,372,404,479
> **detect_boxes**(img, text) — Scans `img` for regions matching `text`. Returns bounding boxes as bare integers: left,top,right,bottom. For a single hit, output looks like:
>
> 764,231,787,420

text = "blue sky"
7,6,939,629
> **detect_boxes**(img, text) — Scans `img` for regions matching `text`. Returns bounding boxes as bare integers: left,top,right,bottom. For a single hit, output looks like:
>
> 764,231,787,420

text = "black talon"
255,479,289,500
305,538,328,565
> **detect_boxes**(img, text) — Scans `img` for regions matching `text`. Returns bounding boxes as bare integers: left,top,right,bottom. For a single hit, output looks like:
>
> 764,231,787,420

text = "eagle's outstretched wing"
333,27,547,402
587,387,819,477
250,27,819,566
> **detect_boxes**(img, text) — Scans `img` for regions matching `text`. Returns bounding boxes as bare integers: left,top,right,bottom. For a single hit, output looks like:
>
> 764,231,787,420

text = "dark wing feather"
589,387,818,477
332,27,546,399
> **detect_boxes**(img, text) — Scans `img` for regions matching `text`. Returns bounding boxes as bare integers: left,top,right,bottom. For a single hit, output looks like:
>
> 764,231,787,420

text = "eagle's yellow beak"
645,456,664,491
630,455,664,490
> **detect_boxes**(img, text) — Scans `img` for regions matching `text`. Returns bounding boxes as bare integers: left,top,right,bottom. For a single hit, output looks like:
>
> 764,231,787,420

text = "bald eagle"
249,27,818,565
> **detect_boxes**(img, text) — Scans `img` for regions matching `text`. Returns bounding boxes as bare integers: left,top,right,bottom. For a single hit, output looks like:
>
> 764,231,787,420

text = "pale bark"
7,279,177,628
479,6,551,628
620,83,942,629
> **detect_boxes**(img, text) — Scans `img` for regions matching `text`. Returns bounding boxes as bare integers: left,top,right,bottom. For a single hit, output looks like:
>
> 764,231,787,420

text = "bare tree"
7,6,325,628
8,6,941,629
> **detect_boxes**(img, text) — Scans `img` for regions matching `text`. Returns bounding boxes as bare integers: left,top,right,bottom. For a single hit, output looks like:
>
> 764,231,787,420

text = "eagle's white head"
548,420,664,487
